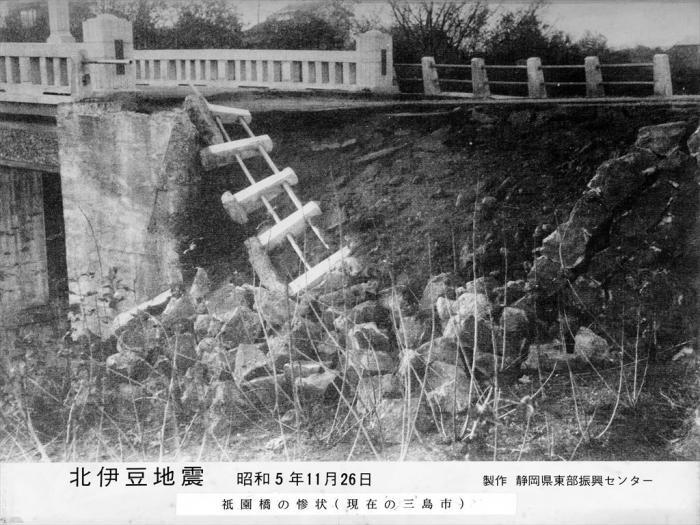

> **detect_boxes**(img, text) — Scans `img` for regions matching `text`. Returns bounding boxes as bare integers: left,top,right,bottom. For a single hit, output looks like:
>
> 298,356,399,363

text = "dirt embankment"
186,102,698,347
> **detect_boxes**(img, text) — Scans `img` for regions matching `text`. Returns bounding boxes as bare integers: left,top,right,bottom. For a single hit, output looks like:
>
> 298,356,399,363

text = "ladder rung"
233,167,298,213
207,103,252,124
257,201,321,250
288,246,353,296
200,135,273,170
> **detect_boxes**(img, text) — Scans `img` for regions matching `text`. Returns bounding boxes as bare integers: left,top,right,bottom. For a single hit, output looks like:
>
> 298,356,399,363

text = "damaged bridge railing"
396,54,674,98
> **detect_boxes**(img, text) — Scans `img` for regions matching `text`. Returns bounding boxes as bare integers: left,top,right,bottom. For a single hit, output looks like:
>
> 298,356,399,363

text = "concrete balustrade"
133,31,395,93
0,42,85,100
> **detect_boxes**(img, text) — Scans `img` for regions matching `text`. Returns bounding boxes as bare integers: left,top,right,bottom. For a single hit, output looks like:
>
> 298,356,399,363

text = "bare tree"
389,1,491,62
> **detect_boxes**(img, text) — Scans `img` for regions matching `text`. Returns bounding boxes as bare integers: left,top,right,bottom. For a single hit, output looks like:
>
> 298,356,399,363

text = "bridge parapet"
0,14,134,104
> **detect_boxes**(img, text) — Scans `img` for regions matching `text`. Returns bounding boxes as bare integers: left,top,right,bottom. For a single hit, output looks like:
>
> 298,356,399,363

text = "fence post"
355,30,396,93
584,56,604,98
471,57,490,98
421,56,440,95
82,14,134,95
526,57,546,98
653,54,673,97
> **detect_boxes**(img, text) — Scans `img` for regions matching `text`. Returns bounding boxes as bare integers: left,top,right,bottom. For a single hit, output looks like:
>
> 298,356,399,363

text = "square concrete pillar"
47,0,75,44
585,56,604,98
421,56,441,95
471,58,490,98
82,14,135,93
355,30,396,93
653,54,673,97
526,57,547,98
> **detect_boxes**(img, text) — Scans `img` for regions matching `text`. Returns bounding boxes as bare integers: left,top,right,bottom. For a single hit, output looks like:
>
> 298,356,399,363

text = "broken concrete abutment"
0,96,698,347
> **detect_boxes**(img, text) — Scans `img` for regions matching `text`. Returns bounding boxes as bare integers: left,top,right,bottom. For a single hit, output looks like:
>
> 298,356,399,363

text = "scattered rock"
521,342,573,371
294,371,340,403
471,109,497,125
106,351,148,382
234,343,269,384
350,301,388,326
394,315,426,349
189,267,210,305
499,307,530,358
360,397,436,443
283,361,325,385
508,110,532,127
219,306,262,349
424,361,470,415
160,294,195,332
464,276,499,299
574,327,611,360
241,374,290,412
419,273,456,312
318,281,378,308
169,332,197,372
687,124,700,165
200,345,233,381
378,286,411,319
355,374,403,410
346,322,391,354
194,314,211,339
253,288,297,328
206,284,249,319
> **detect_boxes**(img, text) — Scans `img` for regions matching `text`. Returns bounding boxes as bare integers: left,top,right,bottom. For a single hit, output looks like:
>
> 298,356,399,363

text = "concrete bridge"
0,5,698,337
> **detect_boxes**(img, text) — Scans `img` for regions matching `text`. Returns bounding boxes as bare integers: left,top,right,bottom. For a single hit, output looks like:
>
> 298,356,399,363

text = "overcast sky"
233,1,700,48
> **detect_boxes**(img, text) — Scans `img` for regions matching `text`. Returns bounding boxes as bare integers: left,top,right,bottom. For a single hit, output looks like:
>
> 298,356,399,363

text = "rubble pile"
100,118,699,441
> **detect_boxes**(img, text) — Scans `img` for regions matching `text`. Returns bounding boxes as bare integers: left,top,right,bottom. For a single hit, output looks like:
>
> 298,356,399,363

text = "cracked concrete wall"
56,101,199,338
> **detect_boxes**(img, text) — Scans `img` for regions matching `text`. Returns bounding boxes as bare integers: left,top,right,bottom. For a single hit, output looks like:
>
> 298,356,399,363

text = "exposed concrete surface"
56,100,199,337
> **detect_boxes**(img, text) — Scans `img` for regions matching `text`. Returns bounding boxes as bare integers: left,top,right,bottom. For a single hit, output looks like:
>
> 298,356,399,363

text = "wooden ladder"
187,89,351,296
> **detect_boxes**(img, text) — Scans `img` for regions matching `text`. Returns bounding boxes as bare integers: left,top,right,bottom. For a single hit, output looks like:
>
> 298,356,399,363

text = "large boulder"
540,224,591,269
586,149,657,210
635,121,688,157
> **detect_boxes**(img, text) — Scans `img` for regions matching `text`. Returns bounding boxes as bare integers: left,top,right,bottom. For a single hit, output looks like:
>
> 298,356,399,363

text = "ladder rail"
235,117,330,251
215,117,312,272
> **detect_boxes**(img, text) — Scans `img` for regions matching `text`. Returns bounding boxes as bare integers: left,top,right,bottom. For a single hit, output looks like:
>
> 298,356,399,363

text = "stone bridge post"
356,30,396,93
47,0,75,44
82,14,135,94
